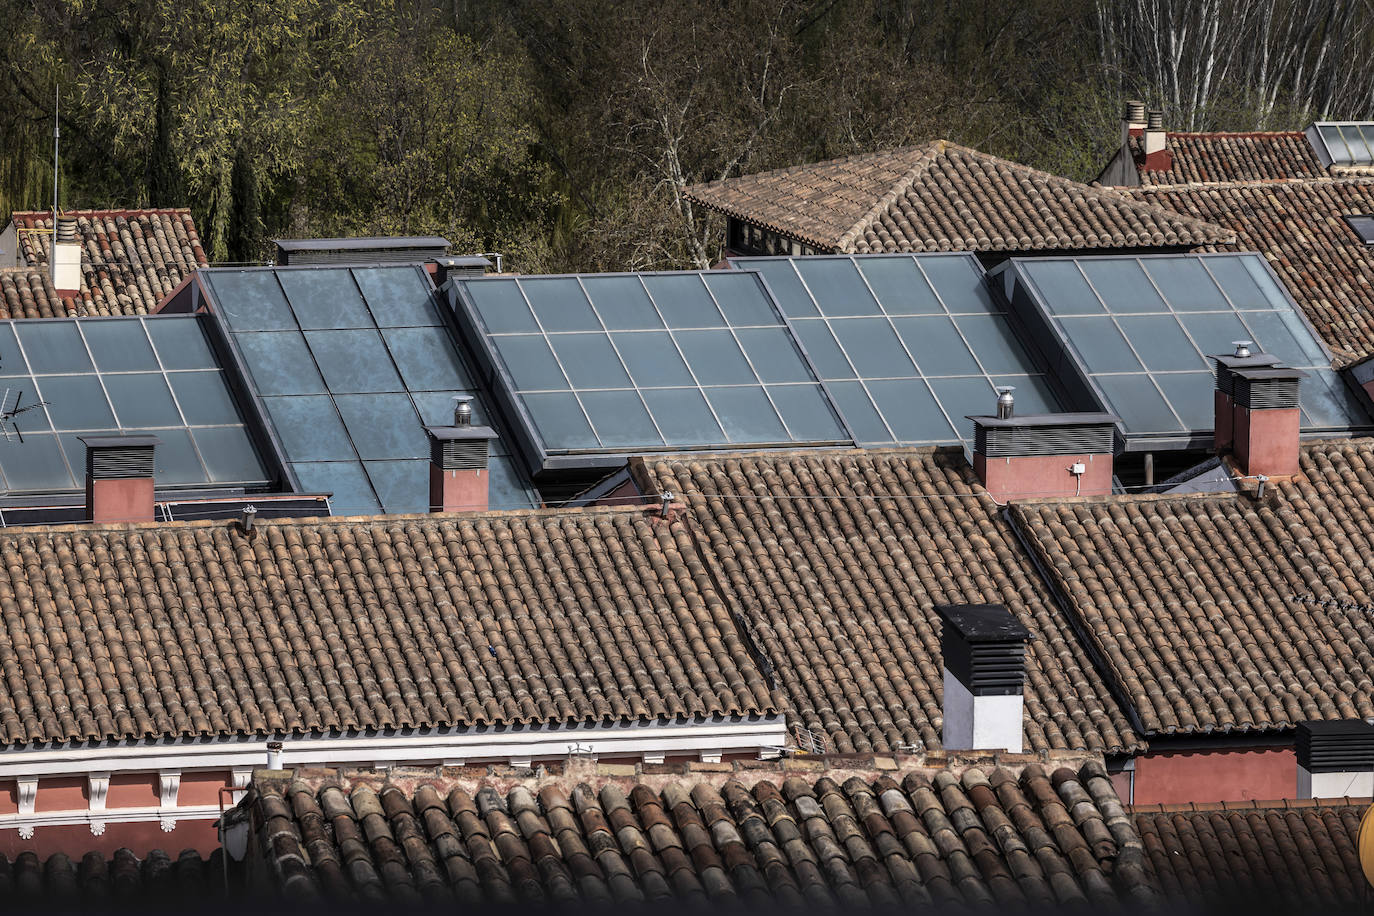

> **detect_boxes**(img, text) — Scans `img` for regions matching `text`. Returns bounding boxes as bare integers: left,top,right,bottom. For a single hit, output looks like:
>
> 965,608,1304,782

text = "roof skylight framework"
200,264,540,514
1306,122,1374,167
1000,253,1371,449
732,254,1066,445
447,271,851,473
0,316,270,494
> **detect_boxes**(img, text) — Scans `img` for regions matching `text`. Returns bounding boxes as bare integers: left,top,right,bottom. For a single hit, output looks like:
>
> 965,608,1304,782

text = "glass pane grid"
452,271,849,455
206,266,540,511
732,254,1061,445
1013,253,1366,438
0,316,268,493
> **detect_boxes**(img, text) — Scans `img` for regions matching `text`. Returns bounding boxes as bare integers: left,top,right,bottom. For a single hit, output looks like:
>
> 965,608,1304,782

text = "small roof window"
1345,214,1374,245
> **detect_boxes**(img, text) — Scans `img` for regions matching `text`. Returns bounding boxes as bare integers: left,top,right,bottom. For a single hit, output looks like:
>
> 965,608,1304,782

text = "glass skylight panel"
0,316,269,495
448,271,849,469
1312,122,1374,166
732,254,1063,446
207,265,539,513
1006,253,1369,441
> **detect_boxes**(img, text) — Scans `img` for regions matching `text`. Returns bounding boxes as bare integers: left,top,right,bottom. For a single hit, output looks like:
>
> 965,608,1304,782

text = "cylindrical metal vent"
995,386,1015,420
1146,109,1164,129
454,395,473,426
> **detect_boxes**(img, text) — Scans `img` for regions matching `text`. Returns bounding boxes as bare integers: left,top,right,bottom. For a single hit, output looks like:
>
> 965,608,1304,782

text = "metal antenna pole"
50,83,59,286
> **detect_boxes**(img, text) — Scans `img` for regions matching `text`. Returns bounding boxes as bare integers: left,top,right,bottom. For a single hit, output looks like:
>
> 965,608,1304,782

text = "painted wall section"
973,452,1113,503
1233,407,1300,477
1132,744,1296,805
429,465,488,513
88,477,155,523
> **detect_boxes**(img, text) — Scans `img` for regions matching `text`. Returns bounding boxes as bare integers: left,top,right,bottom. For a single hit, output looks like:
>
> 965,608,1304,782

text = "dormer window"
1345,214,1374,245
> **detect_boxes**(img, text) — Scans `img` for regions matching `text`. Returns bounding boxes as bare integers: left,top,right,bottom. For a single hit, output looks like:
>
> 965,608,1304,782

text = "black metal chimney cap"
934,604,1031,642
78,434,163,450
424,424,497,442
1213,352,1283,371
1230,366,1307,382
1296,719,1374,771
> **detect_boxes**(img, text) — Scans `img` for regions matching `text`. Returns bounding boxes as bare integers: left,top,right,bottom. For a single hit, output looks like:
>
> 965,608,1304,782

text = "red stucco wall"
1132,744,1296,805
973,452,1113,502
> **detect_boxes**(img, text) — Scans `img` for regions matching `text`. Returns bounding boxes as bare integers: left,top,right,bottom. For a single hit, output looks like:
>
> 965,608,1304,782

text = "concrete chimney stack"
80,434,160,523
1297,720,1374,799
51,217,81,296
1140,109,1173,172
936,604,1031,753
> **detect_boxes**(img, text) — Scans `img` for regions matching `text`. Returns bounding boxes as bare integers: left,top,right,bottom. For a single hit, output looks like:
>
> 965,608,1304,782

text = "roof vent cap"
1125,100,1146,122
995,386,1015,420
1146,109,1164,130
1233,340,1253,358
56,217,78,244
453,395,473,426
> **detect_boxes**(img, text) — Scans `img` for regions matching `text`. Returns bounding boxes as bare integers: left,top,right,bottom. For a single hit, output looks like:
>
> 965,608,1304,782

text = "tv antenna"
0,389,49,442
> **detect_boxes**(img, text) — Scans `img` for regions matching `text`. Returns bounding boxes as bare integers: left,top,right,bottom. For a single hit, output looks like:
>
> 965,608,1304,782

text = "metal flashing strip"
0,715,788,779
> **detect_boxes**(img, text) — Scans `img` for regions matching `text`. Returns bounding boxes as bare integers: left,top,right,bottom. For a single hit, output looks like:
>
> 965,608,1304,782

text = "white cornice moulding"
0,715,786,779
0,804,222,834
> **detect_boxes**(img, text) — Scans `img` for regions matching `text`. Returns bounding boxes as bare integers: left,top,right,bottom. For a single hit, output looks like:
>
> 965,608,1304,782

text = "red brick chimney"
1212,341,1280,453
425,396,497,513
1231,366,1305,478
969,388,1118,502
79,434,159,523
1139,109,1173,172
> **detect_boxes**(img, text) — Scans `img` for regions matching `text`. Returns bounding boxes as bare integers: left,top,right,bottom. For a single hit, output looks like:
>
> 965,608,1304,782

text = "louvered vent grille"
434,437,488,470
1215,366,1234,396
1234,377,1300,410
936,603,1031,697
975,423,1114,457
1297,720,1374,772
87,446,155,479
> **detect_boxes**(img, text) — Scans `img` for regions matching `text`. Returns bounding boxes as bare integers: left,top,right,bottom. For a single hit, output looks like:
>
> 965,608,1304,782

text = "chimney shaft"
1140,109,1172,172
51,217,81,296
936,604,1031,753
969,412,1118,502
80,435,159,523
1297,720,1374,799
426,414,497,513
1212,355,1304,478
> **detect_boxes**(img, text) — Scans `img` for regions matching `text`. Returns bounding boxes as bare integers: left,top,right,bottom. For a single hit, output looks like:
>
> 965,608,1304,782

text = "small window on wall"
1345,214,1374,245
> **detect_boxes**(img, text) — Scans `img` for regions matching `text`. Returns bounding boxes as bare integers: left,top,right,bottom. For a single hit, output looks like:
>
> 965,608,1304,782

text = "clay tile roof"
1131,798,1369,909
0,848,222,904
1131,132,1328,185
684,140,1231,253
243,754,1159,907
631,448,1143,756
0,506,773,745
1010,439,1374,738
1126,178,1374,362
6,208,206,317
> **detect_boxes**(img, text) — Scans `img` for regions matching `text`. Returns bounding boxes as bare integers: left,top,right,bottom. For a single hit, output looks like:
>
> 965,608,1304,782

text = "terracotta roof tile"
685,141,1231,253
634,447,1142,755
7,208,206,317
0,848,221,903
1131,798,1368,909
244,755,1158,906
1129,132,1328,185
0,506,773,745
1128,178,1374,362
1011,439,1374,737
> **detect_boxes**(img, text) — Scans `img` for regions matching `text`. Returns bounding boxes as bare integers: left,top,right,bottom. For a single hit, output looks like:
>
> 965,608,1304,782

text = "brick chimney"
1121,99,1147,144
1140,109,1173,172
969,388,1118,502
1212,347,1304,478
80,434,159,523
425,396,497,513
51,217,82,296
1296,720,1374,799
936,604,1031,753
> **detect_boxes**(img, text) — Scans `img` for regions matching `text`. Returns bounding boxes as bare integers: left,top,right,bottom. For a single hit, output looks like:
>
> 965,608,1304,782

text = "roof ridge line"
836,140,946,252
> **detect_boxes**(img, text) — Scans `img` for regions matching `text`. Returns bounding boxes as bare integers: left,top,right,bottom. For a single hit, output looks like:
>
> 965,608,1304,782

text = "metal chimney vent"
1146,109,1164,130
1297,720,1374,772
935,604,1031,695
433,436,488,470
974,421,1115,458
1125,100,1146,122
80,435,160,479
1232,369,1303,410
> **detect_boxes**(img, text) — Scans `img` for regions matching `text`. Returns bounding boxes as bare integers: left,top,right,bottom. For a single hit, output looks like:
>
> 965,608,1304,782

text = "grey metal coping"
273,236,451,251
1230,367,1308,381
966,412,1120,428
433,255,493,269
76,434,164,449
424,425,499,441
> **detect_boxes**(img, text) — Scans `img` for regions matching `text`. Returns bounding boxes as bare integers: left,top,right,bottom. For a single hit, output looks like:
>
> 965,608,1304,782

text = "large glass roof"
202,265,540,514
0,315,270,494
1309,122,1374,167
447,271,850,471
1002,253,1371,446
732,254,1065,444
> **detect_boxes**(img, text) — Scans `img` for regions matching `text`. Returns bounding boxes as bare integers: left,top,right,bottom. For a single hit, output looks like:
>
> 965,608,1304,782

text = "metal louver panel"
1214,366,1234,396
1234,376,1300,410
434,437,488,470
1297,720,1374,772
88,446,155,479
975,423,1114,458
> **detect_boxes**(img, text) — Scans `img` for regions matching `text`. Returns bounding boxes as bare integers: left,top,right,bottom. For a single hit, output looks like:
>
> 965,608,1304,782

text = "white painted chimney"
51,216,81,295
1140,109,1173,172
1297,720,1374,799
936,603,1031,753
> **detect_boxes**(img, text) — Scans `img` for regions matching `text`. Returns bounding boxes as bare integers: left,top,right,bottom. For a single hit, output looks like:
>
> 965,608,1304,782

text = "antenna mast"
50,83,59,287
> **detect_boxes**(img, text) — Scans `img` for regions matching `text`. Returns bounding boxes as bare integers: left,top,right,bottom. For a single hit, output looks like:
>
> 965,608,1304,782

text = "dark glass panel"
790,319,855,379
866,378,957,442
1178,311,1254,356
735,327,814,383
951,315,1040,375
794,259,881,316
291,461,381,514
206,271,295,331
856,257,942,315
580,390,663,447
1116,316,1206,371
232,332,326,395
462,280,539,334
918,256,998,313
192,426,269,483
81,320,159,371
381,327,472,391
640,388,727,445
363,459,430,514
642,275,723,328
703,386,787,442
16,321,92,372
277,269,372,329
523,277,601,332
1095,374,1182,433
547,334,633,389
147,317,218,370
829,319,916,376
494,335,568,391
1024,261,1101,315
1205,256,1287,310
733,260,818,317
352,266,440,326
767,384,848,441
0,323,27,375
989,374,1061,415
36,375,115,430
1142,258,1228,311
1153,372,1216,430
583,277,664,330
304,329,404,394
824,380,893,442
335,393,427,460
520,391,599,449
1080,259,1167,313
1240,310,1329,366
611,332,694,387
489,455,540,509
893,316,980,376
149,428,206,485
928,376,998,441
262,395,355,460
675,330,757,385
703,272,779,325
104,373,184,427
0,433,73,491
1056,316,1142,373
